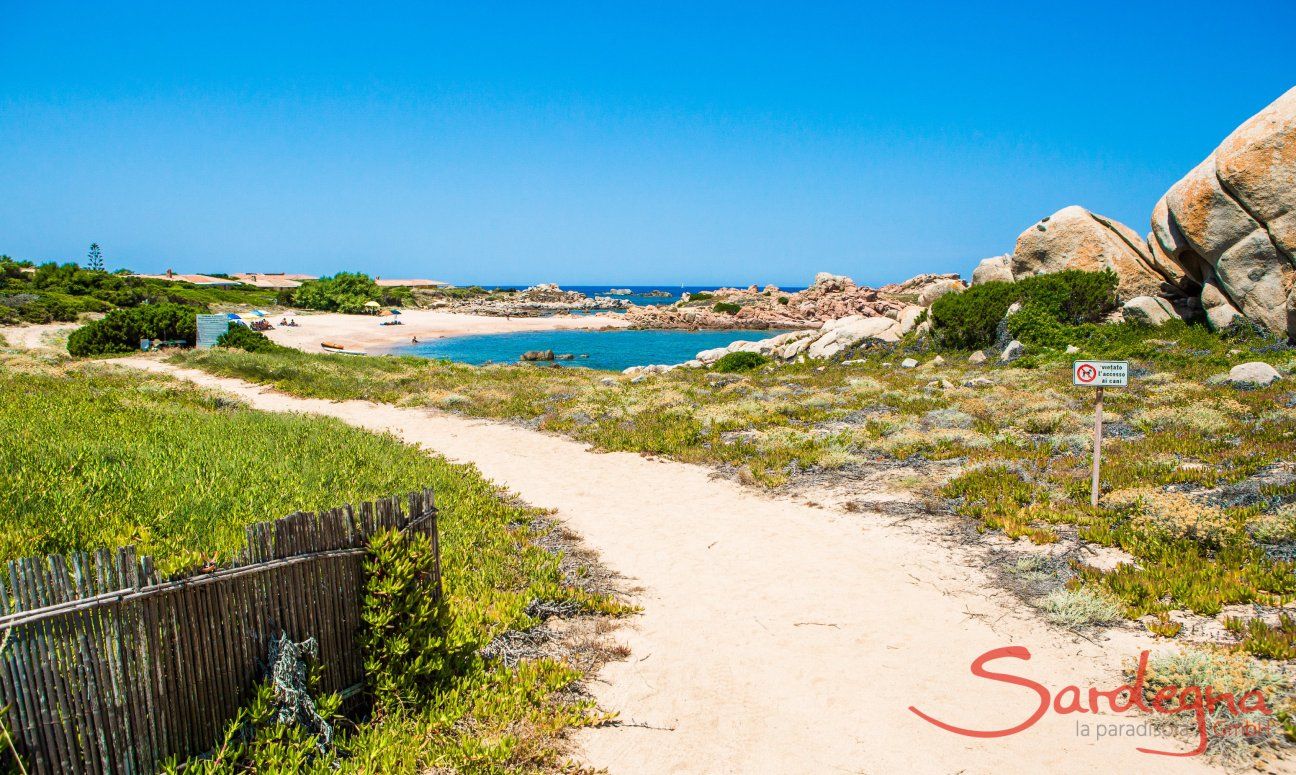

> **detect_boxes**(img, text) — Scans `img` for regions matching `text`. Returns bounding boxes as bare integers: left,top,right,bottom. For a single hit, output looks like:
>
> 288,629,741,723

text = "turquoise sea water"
387,329,792,372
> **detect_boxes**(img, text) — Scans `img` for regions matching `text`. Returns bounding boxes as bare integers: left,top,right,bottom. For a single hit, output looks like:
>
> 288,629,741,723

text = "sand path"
107,357,1217,774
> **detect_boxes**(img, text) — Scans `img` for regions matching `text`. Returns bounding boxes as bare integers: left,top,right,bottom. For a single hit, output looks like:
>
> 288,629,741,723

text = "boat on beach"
320,341,366,355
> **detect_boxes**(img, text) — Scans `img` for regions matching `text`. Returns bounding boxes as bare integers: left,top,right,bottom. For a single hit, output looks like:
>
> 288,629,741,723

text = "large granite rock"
1011,206,1173,298
1155,87,1296,338
1121,295,1180,326
971,255,1014,285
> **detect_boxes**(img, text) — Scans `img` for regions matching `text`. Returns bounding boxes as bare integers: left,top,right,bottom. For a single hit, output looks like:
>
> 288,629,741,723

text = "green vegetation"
172,307,1296,660
713,351,768,372
2,350,629,771
282,272,411,313
929,269,1119,350
216,324,283,353
288,272,384,313
712,301,741,315
0,256,274,324
66,303,198,356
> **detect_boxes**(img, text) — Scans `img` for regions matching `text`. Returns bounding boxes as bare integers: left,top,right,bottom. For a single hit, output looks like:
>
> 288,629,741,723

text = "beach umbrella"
364,300,380,308
390,309,402,315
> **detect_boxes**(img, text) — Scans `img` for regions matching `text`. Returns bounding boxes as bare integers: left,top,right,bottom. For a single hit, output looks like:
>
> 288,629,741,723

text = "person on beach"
412,336,418,344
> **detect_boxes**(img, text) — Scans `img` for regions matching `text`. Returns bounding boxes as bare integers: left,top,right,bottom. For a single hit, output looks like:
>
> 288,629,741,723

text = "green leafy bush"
688,292,713,302
714,351,767,372
929,281,1018,350
777,296,789,305
930,270,1118,350
289,273,383,314
216,325,281,353
712,302,741,315
67,303,198,356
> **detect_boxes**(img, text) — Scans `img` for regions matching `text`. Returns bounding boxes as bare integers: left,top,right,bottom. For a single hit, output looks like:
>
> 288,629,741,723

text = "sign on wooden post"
1073,361,1129,506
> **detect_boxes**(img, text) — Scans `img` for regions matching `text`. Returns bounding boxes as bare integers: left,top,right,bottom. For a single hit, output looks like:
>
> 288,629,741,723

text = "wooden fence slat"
0,490,440,774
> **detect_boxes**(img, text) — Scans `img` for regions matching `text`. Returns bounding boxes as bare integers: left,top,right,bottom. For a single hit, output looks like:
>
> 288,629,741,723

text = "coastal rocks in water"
1011,206,1173,299
554,353,575,360
1121,295,1182,326
1220,362,1282,387
624,271,913,330
607,288,632,295
412,283,630,317
999,340,1024,362
1156,86,1296,340
521,349,555,361
971,255,1015,285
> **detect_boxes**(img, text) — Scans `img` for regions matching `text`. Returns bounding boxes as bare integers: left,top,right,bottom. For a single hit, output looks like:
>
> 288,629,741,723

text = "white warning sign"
1073,360,1128,387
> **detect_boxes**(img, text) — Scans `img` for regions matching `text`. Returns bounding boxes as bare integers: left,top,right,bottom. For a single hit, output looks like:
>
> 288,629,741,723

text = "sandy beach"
263,308,631,353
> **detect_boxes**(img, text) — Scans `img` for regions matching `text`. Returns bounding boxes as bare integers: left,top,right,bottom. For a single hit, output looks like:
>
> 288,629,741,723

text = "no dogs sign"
1073,360,1128,387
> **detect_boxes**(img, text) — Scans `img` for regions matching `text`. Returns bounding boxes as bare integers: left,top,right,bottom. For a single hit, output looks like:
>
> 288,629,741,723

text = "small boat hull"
321,342,365,356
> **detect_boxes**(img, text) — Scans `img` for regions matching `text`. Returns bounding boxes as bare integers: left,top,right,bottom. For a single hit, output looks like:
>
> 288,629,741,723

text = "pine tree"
87,243,104,272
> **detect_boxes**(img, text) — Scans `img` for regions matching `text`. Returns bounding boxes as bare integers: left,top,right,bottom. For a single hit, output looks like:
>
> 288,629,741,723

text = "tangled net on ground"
268,632,333,751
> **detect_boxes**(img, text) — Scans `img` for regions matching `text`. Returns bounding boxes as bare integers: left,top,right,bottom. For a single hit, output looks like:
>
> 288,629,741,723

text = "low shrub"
929,281,1018,349
1039,585,1123,627
216,325,281,353
713,351,767,372
67,303,197,356
777,296,789,305
930,270,1119,350
712,302,741,315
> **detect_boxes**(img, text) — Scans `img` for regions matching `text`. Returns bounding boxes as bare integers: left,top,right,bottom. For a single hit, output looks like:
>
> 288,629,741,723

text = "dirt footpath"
116,358,1217,774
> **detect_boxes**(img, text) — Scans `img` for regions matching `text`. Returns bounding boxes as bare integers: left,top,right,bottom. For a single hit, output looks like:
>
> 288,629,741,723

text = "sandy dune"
112,358,1221,774
262,308,630,353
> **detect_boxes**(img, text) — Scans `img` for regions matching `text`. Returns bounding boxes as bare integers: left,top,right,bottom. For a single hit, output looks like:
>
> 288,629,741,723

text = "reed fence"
0,488,440,774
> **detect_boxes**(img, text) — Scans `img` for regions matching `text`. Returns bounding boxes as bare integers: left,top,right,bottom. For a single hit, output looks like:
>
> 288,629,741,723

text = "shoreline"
262,308,633,353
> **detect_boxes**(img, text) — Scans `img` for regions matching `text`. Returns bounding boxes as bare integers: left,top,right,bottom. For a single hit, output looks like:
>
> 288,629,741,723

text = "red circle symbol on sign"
1076,364,1097,383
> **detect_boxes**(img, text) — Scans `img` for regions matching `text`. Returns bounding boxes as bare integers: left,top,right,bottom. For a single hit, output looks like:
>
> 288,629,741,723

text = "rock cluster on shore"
1006,86,1296,340
622,271,961,331
618,85,1296,375
412,283,629,316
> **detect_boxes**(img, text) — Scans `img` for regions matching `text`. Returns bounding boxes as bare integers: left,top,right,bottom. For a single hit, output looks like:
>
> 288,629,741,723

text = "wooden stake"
1091,386,1104,507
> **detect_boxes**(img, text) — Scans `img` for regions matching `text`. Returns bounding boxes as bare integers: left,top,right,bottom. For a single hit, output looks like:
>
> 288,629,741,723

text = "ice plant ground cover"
0,344,630,772
174,318,1296,664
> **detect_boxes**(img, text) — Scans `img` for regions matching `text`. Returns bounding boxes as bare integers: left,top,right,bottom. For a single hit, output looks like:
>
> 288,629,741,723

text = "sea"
387,328,792,372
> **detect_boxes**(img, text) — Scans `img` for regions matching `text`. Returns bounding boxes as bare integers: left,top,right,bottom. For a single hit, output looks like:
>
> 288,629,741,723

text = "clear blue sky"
2,2,1293,286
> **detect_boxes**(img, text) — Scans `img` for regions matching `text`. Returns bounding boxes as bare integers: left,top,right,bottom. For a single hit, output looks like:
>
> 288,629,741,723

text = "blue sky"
2,2,1293,286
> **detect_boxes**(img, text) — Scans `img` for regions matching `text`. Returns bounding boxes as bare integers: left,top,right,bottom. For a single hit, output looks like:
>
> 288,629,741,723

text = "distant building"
373,278,450,288
232,272,317,289
130,270,240,286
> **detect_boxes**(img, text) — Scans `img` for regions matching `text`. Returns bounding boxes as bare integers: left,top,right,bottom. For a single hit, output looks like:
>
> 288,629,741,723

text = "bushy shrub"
712,302,741,315
67,303,197,356
714,351,767,372
929,281,1018,350
930,270,1118,350
290,272,382,314
777,296,789,305
216,324,281,353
